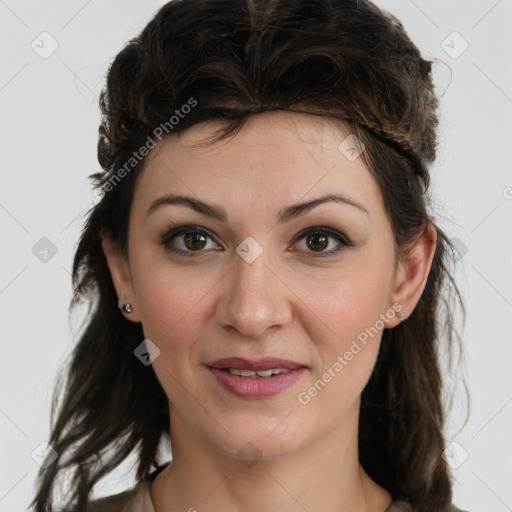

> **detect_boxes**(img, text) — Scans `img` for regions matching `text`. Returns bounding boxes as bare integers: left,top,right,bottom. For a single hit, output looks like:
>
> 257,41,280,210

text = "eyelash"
159,223,355,258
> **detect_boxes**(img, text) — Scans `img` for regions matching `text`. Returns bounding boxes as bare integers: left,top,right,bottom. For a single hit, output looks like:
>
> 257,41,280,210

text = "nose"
215,246,293,339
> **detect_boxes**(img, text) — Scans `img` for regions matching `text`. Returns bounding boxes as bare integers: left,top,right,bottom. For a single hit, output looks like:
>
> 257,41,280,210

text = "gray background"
1,1,511,511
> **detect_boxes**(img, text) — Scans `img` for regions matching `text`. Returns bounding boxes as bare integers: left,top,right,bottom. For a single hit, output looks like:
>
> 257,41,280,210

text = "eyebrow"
145,192,369,223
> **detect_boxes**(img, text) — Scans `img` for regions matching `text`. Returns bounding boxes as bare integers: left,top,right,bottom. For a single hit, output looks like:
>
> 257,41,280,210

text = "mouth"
212,367,295,379
204,358,308,399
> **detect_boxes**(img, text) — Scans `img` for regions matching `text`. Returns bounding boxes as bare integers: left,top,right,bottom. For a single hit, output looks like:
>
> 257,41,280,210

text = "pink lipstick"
205,357,308,399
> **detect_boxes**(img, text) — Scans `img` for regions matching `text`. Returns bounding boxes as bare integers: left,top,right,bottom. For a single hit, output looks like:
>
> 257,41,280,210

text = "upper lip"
205,357,306,371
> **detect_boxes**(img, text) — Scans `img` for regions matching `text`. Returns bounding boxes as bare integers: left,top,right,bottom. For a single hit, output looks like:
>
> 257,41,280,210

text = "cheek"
295,290,385,414
297,248,393,335
306,275,386,367
132,256,220,351
295,251,393,398
132,263,216,403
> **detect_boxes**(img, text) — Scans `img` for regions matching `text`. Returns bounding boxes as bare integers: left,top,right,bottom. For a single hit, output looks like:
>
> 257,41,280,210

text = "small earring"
121,303,132,314
399,314,405,323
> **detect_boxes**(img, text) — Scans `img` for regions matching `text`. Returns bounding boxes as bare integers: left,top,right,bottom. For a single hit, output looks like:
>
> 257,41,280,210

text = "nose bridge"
216,239,291,338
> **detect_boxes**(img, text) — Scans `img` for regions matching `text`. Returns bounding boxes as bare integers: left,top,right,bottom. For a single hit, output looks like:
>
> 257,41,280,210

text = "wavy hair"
31,0,467,510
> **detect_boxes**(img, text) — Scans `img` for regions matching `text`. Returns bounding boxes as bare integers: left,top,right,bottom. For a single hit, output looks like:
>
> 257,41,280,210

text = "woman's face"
105,111,423,461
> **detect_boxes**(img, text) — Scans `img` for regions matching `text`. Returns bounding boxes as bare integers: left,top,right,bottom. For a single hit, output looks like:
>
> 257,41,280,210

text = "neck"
150,405,392,512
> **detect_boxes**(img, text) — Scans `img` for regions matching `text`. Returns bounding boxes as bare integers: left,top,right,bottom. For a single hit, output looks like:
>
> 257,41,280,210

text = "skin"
102,111,437,512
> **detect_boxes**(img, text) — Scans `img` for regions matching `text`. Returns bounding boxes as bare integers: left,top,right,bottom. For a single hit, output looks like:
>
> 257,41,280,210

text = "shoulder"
385,500,414,511
83,462,170,512
84,482,144,512
386,500,470,512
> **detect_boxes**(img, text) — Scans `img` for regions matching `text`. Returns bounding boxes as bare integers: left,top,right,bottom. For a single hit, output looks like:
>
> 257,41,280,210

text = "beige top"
84,463,463,512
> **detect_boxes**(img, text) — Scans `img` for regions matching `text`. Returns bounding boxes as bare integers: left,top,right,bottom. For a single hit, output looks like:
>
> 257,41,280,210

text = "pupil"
307,233,328,252
184,233,207,250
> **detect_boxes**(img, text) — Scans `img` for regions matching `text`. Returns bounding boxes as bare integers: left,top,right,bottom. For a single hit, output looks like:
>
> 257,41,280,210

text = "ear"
385,222,437,328
101,231,141,323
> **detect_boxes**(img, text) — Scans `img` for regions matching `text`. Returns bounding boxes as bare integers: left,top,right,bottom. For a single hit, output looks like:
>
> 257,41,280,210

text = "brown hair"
30,0,467,510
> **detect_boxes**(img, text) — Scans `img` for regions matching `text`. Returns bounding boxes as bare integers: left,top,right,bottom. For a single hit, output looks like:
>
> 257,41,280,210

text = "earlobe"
386,223,437,328
101,232,141,323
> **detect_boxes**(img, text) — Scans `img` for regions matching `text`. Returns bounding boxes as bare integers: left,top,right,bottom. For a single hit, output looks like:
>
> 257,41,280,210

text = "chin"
206,421,305,463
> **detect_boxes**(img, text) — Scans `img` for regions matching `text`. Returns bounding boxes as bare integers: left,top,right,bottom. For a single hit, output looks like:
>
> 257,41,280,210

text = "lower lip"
207,367,307,399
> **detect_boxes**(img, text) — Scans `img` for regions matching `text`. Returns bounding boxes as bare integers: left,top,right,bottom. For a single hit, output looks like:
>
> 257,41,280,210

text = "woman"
30,0,468,511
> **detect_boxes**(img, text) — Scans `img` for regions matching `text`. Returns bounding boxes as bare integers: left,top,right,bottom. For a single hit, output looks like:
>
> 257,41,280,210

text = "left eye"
293,227,352,256
161,225,353,257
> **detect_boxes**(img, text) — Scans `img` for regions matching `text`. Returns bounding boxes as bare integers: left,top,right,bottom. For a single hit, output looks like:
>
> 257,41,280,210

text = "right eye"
160,225,222,256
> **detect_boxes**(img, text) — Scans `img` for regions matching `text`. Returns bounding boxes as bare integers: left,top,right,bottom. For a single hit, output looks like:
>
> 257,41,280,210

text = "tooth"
239,369,257,376
256,369,273,377
226,367,293,378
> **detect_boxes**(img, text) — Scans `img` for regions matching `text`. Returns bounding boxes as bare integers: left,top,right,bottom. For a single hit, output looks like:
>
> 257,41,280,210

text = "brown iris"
184,232,208,251
306,233,329,252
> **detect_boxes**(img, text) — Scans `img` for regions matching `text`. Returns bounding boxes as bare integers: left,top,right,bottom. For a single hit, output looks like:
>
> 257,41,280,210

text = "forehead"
132,111,384,221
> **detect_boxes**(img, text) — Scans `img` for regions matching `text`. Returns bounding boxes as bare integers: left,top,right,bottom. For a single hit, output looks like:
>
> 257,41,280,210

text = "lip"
205,357,306,371
207,366,308,399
